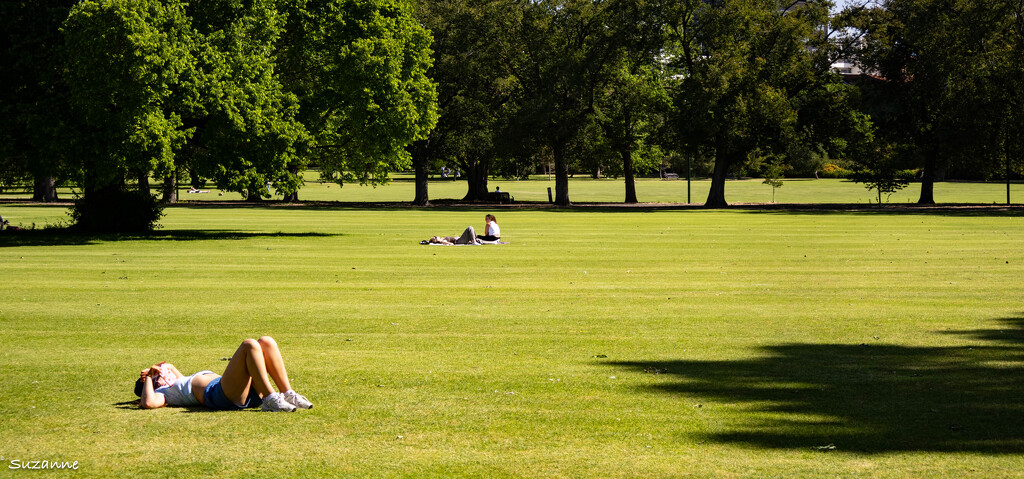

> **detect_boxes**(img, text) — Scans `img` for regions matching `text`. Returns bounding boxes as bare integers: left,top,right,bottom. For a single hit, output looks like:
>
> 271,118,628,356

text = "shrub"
69,189,164,232
819,163,851,178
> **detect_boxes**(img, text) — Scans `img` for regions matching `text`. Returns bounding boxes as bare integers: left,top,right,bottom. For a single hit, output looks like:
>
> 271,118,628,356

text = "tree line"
411,0,1024,207
1,0,1022,230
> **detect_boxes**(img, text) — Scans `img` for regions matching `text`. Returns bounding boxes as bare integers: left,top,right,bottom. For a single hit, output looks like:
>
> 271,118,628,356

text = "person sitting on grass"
477,214,501,242
134,336,312,412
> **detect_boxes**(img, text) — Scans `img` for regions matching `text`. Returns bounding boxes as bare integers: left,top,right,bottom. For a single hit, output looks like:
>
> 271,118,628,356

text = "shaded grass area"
610,315,1024,454
1,205,1024,477
0,230,337,248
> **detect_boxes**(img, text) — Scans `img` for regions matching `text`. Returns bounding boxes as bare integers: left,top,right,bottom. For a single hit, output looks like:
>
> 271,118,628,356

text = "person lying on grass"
423,225,480,245
425,235,461,245
134,336,312,412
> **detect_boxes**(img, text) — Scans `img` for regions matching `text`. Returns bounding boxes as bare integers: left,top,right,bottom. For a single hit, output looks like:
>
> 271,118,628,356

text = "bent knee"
257,336,277,348
241,338,262,352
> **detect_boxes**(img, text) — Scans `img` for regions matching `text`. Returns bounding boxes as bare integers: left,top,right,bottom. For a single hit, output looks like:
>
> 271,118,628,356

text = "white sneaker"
261,392,296,412
283,390,313,409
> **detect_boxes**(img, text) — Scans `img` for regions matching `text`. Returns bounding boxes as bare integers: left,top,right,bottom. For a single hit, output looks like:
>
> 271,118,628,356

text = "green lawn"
1,205,1023,477
2,174,1023,205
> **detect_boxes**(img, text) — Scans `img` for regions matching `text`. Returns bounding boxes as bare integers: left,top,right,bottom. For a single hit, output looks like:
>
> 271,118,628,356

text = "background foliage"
1,0,1023,225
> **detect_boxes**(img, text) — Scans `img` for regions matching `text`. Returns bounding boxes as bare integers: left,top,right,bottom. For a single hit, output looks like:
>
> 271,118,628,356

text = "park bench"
485,191,513,203
664,173,679,180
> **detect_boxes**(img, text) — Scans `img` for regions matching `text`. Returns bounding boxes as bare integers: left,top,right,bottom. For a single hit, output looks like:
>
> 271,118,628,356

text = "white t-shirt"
154,370,214,407
486,222,500,237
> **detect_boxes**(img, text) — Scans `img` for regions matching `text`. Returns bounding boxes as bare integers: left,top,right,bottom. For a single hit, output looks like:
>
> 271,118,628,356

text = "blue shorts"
203,377,263,410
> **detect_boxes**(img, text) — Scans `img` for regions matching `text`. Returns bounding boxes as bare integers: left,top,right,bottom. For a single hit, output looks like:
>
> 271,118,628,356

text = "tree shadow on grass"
0,230,338,248
609,316,1024,454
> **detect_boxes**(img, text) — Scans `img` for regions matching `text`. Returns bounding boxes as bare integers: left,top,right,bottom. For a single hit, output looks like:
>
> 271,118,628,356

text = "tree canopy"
278,0,437,190
2,0,436,230
2,0,1023,220
0,1,80,201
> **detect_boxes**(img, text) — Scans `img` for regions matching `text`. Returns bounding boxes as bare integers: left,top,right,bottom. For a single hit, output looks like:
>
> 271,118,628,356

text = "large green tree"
495,0,619,206
597,62,669,203
184,0,310,202
666,0,855,207
409,0,506,204
842,0,1023,203
0,1,80,202
62,0,192,228
277,0,438,197
56,0,435,229
969,0,1024,203
595,0,668,203
63,0,308,214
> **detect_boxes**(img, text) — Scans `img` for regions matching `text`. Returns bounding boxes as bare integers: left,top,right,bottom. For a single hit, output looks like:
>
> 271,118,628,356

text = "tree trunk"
917,155,935,204
704,152,731,208
462,160,489,201
553,143,571,206
246,180,265,202
622,145,637,204
283,163,300,202
162,173,177,204
462,162,476,201
32,175,57,202
592,166,601,179
137,171,150,195
412,144,430,206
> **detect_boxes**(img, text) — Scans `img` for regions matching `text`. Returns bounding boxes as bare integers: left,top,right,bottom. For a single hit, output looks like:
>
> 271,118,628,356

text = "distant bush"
819,163,851,178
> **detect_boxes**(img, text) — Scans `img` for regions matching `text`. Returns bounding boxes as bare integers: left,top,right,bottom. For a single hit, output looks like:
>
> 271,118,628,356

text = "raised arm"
165,363,184,380
139,375,167,409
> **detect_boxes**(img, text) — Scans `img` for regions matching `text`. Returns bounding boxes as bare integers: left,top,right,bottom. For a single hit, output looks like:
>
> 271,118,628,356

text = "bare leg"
257,336,293,392
220,339,275,405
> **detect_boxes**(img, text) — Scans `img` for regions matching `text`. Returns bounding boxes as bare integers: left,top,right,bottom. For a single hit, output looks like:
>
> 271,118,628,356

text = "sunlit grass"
1,205,1023,477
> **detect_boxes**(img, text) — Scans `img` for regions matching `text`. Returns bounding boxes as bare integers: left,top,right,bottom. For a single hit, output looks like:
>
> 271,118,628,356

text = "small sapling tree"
850,143,915,205
761,160,786,203
851,167,914,205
